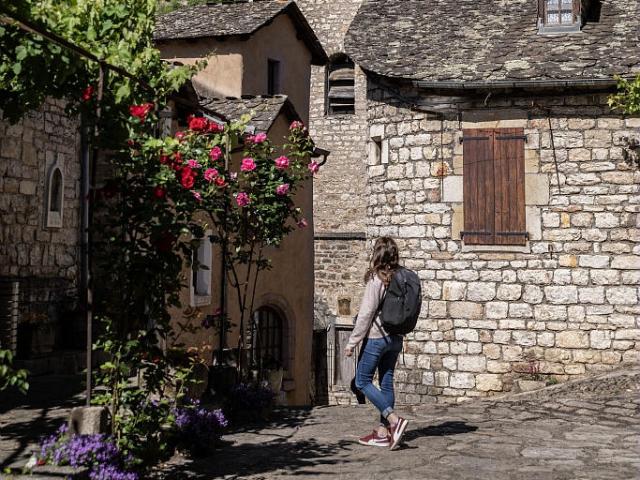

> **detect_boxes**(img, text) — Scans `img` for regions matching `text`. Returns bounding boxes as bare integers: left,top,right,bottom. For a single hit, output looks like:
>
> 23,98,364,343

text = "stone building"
0,99,84,371
336,0,640,402
300,0,640,403
296,0,370,404
155,0,328,405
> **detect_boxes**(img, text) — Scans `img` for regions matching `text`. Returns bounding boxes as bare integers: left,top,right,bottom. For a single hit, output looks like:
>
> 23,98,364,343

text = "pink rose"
308,161,320,174
274,156,290,170
253,132,267,144
209,146,222,161
175,131,186,141
187,159,201,168
290,120,304,130
204,168,219,182
236,192,250,207
297,218,308,228
276,183,290,196
241,157,256,172
192,191,202,202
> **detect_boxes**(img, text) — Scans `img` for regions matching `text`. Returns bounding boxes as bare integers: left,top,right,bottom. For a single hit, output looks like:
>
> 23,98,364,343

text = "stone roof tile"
344,0,640,84
155,0,327,64
199,94,298,132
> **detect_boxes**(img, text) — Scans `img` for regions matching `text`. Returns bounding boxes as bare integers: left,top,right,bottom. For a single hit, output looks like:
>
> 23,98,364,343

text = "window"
190,231,212,306
461,128,526,246
539,0,583,32
250,307,284,375
326,54,355,115
267,59,281,95
45,161,64,228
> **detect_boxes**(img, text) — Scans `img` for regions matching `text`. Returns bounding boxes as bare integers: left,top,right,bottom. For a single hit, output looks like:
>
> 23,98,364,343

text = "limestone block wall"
298,0,370,333
0,99,81,282
366,81,640,402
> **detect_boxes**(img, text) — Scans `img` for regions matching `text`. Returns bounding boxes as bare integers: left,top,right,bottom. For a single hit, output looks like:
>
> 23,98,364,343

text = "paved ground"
1,368,638,479
0,375,84,469
155,366,640,480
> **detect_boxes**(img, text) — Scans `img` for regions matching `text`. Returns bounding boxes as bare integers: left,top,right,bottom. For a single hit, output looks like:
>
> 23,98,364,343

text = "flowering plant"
225,382,275,422
36,424,137,480
173,401,228,456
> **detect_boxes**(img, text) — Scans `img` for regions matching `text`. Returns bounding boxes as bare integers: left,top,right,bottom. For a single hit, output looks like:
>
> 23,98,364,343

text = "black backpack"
379,267,422,335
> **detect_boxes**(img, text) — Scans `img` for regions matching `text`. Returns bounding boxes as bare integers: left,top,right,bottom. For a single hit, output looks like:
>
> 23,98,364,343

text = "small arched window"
326,54,355,116
45,161,64,228
250,307,285,376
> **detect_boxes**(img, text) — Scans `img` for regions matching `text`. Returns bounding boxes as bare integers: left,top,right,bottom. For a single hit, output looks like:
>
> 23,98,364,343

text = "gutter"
410,77,622,90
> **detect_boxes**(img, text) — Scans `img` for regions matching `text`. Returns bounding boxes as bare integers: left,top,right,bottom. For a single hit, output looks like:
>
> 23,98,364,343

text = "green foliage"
0,349,29,394
609,75,640,115
0,0,196,127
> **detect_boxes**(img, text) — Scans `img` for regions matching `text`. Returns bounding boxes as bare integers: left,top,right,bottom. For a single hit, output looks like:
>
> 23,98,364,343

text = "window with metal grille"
250,307,284,374
326,55,355,115
461,128,527,246
267,59,281,96
538,0,583,32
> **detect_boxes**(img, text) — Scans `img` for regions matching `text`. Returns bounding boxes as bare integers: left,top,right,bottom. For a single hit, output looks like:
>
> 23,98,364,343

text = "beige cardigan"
347,276,387,349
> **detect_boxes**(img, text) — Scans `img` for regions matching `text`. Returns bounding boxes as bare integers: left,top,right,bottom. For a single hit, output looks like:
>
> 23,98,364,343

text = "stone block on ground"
68,406,110,435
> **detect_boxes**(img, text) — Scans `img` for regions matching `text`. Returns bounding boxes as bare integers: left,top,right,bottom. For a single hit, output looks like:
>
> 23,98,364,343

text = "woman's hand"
344,346,354,357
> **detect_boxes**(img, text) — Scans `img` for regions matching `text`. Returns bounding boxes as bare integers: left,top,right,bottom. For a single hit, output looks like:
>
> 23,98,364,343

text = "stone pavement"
0,375,84,469
1,368,638,479
155,366,640,480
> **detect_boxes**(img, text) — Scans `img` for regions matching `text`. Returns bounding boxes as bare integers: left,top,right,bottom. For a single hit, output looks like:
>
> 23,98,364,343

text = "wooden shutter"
463,129,495,245
462,128,526,246
494,129,526,246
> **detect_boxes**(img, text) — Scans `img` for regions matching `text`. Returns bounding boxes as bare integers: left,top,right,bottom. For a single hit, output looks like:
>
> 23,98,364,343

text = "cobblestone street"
156,366,640,479
1,367,638,479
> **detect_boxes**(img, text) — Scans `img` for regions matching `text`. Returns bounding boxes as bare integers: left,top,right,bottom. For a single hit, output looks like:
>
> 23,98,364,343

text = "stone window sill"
192,295,212,307
461,243,531,254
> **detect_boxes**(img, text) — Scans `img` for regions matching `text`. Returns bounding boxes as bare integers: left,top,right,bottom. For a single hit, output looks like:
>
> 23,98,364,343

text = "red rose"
175,131,186,141
188,116,208,132
81,85,94,102
207,121,223,133
180,167,197,189
214,176,226,188
129,103,154,120
159,154,170,165
153,186,166,199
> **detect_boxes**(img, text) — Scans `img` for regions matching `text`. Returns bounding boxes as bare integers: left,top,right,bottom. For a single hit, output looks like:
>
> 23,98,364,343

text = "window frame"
267,58,281,96
538,0,582,33
190,230,213,307
250,306,285,377
45,160,64,229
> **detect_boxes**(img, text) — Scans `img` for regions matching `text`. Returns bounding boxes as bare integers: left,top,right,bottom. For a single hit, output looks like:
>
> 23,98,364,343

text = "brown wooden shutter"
463,129,495,245
494,129,527,246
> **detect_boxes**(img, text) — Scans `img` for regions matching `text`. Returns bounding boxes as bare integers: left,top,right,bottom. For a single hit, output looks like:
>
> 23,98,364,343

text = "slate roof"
344,0,640,85
155,0,327,64
200,95,299,132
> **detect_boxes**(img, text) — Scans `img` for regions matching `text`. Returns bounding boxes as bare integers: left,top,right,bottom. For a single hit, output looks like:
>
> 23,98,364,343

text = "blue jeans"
355,335,403,426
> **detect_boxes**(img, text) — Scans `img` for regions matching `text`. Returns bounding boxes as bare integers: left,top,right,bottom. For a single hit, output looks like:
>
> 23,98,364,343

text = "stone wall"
366,80,640,402
0,99,81,292
0,99,82,359
297,0,369,404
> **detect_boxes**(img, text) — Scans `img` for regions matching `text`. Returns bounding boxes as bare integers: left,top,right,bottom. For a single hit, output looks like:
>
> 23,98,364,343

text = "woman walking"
345,237,409,450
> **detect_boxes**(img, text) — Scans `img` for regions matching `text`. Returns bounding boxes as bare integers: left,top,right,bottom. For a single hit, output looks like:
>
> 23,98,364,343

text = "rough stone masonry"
365,83,640,402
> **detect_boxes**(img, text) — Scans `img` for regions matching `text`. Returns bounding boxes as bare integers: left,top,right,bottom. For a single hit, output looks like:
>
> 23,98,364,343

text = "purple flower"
173,401,228,454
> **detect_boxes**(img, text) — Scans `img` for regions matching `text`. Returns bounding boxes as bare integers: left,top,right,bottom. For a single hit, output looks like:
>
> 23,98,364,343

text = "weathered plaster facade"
365,82,640,402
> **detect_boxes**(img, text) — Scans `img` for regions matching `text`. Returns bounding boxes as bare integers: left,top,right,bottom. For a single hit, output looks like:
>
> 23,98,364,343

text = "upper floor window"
539,0,583,33
326,54,355,116
267,59,281,95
